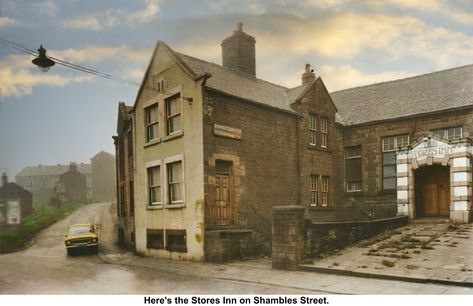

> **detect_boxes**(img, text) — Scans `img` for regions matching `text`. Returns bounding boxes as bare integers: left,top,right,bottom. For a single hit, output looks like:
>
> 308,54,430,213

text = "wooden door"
215,173,233,226
415,166,449,217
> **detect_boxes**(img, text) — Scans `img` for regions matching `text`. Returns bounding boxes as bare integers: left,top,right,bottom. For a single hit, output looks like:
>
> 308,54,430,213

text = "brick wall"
203,90,300,239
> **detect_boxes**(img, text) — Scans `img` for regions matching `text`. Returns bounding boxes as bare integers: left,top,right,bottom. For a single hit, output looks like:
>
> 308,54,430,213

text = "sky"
1,0,473,177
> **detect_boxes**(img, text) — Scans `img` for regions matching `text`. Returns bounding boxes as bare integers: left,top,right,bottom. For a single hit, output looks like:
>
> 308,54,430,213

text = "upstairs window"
309,114,317,146
321,118,328,148
382,135,409,190
145,104,159,142
433,127,462,141
166,94,181,135
345,146,362,192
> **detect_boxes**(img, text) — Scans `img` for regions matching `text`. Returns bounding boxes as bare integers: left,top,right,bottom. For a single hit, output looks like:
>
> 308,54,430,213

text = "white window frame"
165,94,182,136
163,154,185,208
381,134,409,190
309,114,317,146
145,159,163,209
310,175,318,206
320,117,328,148
433,127,463,141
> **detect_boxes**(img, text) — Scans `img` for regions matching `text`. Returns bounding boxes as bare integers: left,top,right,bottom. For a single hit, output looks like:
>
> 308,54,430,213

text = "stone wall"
271,205,408,270
340,108,473,206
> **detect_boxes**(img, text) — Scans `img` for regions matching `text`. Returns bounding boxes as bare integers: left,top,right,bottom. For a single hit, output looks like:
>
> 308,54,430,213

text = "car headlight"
92,238,98,243
65,241,71,246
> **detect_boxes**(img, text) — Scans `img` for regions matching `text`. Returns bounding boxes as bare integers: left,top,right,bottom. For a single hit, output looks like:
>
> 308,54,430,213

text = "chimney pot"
302,63,316,85
2,172,8,187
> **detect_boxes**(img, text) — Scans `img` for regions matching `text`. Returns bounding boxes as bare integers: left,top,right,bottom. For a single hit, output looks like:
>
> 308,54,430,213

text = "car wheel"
90,245,99,254
67,248,74,256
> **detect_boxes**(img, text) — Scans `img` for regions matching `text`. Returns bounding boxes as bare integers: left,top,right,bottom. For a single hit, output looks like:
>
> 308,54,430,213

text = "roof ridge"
331,63,473,94
175,51,289,90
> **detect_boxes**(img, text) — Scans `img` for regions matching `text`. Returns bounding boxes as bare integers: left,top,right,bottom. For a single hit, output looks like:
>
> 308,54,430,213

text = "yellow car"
64,224,99,255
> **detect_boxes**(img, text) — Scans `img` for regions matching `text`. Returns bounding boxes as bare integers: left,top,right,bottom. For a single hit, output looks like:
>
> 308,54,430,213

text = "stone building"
0,173,33,234
91,151,116,202
115,23,472,261
51,163,87,207
114,102,135,250
16,163,91,208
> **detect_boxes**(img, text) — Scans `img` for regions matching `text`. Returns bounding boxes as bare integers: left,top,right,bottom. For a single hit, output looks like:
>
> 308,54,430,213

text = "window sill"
308,205,333,211
146,205,163,210
345,191,364,196
379,189,396,195
307,145,332,153
163,130,183,142
144,138,162,148
166,202,185,209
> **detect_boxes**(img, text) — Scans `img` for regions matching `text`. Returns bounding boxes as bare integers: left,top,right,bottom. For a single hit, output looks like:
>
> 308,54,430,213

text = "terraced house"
115,23,473,261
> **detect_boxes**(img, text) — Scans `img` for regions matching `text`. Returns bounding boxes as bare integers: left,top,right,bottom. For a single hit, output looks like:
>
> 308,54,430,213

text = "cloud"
0,44,152,99
0,16,20,27
61,0,160,30
62,10,120,31
318,64,413,91
127,0,160,24
32,0,59,17
0,54,93,99
52,45,152,64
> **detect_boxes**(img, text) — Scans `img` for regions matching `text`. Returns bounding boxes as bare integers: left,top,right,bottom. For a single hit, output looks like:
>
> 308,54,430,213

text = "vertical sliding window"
167,161,183,204
345,146,362,192
321,118,328,148
145,104,159,142
433,127,462,141
166,94,181,135
309,114,317,146
310,175,318,206
148,166,161,206
382,135,409,190
321,176,329,207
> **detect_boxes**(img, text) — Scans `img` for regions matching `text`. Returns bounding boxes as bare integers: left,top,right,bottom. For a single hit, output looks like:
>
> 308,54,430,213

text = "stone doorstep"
298,264,473,288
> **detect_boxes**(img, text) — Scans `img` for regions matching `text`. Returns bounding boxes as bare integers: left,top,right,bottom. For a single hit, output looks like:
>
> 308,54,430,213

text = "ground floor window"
321,176,329,206
310,175,318,206
146,229,164,249
165,229,187,252
345,146,362,192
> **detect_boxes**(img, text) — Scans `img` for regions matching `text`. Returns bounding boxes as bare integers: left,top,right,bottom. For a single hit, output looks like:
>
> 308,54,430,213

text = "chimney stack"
221,22,256,77
302,63,316,85
2,172,8,187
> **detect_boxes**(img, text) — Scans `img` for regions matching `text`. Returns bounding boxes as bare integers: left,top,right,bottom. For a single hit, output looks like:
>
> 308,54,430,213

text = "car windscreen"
68,226,91,235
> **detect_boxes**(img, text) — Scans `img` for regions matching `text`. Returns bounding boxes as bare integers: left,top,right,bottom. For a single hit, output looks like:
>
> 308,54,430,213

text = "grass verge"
0,202,83,253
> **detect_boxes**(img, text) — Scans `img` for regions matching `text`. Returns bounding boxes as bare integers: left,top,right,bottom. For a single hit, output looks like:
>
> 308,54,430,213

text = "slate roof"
16,164,91,177
176,52,305,113
330,64,473,125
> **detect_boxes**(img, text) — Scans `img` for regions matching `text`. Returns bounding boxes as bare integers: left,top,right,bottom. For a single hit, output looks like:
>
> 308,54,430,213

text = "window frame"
164,155,185,208
145,160,162,208
345,145,362,192
310,175,318,206
320,117,328,148
309,114,317,146
321,176,329,207
381,134,409,191
146,229,164,249
165,94,182,136
432,126,463,141
144,103,160,143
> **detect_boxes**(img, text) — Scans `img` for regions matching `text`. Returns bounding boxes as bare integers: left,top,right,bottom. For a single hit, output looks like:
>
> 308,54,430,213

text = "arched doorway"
414,165,450,218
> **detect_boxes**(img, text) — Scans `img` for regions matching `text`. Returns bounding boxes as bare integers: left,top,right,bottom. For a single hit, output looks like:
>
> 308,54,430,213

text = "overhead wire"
0,37,159,92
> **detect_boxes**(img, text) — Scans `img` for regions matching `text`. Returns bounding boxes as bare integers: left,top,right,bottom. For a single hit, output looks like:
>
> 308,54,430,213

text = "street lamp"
32,45,55,72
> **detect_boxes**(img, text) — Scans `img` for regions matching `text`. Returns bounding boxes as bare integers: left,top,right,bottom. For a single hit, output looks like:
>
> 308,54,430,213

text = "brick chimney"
302,63,316,85
2,172,8,187
221,22,256,77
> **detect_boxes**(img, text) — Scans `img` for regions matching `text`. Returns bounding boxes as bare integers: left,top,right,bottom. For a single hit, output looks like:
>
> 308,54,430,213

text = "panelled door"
415,166,450,217
215,161,234,226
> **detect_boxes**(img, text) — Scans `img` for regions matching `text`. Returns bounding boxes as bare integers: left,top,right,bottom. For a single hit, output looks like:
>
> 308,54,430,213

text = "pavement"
97,216,473,294
299,220,473,287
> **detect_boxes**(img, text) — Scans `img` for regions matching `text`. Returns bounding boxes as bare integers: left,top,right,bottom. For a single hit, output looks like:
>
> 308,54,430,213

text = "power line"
0,37,158,92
